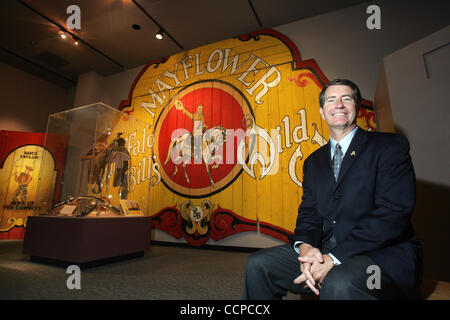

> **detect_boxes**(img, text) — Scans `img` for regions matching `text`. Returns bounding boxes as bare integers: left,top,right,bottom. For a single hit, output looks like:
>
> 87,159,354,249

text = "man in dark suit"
243,79,423,300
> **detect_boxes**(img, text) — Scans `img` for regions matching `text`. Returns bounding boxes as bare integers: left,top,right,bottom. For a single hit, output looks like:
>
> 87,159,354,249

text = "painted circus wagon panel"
0,131,67,239
119,29,376,246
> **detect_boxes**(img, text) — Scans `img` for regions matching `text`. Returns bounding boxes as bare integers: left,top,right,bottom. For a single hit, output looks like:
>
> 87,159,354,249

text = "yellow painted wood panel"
117,30,376,244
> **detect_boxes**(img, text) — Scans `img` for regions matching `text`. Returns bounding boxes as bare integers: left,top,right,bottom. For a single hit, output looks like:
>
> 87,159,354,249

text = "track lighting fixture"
155,28,163,40
71,35,79,46
58,28,80,46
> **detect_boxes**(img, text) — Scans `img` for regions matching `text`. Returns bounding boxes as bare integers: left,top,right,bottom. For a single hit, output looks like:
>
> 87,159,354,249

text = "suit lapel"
317,142,334,181
334,128,368,188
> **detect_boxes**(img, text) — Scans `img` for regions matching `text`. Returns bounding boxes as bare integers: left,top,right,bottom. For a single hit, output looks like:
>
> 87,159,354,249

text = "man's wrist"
325,253,341,266
322,254,333,267
298,243,312,256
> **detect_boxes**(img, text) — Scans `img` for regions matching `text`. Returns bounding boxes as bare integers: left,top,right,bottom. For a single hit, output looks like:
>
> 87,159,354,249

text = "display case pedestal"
23,216,151,267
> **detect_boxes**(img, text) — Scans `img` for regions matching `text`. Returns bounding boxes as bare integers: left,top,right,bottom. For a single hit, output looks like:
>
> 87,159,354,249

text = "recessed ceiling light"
132,24,141,30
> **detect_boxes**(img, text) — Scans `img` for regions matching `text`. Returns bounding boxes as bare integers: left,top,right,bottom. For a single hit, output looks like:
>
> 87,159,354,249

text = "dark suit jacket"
289,127,423,298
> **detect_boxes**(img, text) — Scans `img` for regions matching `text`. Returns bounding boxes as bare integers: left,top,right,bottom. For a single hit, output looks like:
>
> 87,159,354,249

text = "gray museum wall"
381,26,450,282
0,61,74,133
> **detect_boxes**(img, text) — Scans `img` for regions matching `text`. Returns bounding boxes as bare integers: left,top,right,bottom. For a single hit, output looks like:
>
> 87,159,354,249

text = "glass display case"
34,103,152,218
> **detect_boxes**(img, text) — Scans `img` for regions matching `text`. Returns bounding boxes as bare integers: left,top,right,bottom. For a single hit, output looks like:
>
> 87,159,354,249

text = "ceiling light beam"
16,0,124,68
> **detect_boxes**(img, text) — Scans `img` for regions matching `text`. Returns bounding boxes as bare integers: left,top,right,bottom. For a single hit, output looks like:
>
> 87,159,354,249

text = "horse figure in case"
82,132,131,198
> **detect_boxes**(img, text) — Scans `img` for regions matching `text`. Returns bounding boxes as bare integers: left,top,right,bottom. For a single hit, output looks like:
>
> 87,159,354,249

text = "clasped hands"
293,243,334,295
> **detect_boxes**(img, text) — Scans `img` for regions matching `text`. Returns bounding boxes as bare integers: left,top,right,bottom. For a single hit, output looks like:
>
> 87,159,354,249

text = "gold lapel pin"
350,151,356,156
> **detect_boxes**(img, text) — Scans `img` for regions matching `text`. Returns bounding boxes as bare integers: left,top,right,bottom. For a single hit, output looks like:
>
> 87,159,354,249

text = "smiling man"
243,79,423,300
319,83,359,138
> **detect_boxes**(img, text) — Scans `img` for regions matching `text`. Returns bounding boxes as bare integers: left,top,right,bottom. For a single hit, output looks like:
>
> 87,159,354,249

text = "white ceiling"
0,0,370,88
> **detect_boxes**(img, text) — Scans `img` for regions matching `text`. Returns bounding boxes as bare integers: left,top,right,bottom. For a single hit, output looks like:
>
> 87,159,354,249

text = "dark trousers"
243,244,403,300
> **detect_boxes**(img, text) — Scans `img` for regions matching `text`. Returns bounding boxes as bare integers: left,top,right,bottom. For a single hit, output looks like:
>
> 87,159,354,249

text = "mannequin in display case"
112,137,131,200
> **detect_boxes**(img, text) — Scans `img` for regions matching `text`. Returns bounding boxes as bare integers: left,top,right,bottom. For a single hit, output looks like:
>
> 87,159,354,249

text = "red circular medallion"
154,80,253,198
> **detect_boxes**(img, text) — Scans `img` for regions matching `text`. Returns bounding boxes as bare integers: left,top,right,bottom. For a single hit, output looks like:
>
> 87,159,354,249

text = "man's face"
319,85,359,130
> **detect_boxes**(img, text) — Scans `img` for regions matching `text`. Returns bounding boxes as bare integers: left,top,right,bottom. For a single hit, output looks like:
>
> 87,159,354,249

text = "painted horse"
164,126,228,188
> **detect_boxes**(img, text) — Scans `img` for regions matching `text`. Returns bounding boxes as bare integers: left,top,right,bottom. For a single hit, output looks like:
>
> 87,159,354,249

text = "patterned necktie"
332,143,343,182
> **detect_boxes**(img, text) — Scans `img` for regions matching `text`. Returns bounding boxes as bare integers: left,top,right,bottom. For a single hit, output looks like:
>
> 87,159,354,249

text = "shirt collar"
329,126,358,158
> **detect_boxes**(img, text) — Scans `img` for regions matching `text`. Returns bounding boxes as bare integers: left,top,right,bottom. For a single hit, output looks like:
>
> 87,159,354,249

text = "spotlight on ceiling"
59,32,67,39
155,28,163,40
